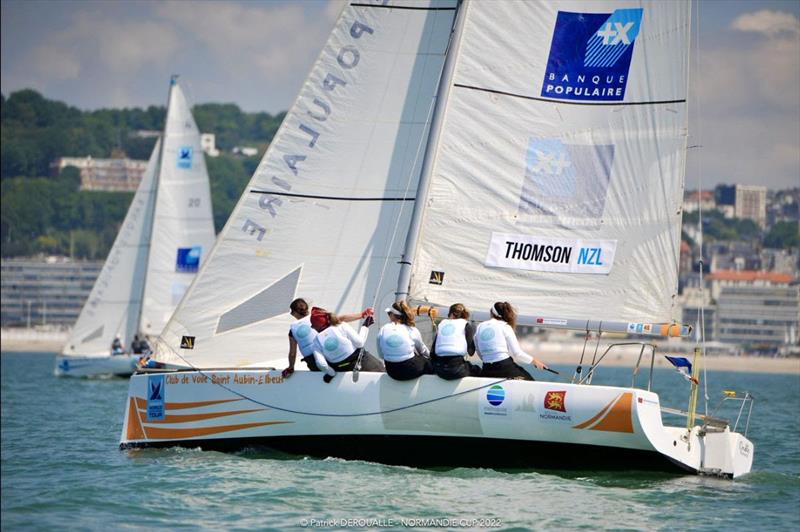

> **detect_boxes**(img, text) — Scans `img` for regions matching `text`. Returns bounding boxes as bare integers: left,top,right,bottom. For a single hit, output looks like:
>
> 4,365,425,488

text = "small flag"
665,356,699,385
723,390,737,398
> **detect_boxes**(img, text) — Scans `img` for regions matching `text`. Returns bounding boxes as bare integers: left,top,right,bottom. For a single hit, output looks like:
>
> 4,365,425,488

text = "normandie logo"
541,8,643,102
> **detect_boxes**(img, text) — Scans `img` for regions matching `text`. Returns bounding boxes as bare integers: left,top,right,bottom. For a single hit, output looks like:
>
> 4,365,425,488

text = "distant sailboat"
120,1,754,477
56,76,215,377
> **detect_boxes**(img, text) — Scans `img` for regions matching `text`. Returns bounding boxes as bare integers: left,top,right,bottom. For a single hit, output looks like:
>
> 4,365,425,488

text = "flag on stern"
665,356,699,385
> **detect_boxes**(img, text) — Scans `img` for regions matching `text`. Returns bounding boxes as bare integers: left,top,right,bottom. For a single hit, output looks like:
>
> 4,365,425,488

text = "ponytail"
394,301,416,327
448,303,470,320
290,298,309,317
493,301,517,329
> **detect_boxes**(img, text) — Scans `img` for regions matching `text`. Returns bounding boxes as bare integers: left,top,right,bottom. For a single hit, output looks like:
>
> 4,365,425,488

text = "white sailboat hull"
55,354,139,378
120,370,753,477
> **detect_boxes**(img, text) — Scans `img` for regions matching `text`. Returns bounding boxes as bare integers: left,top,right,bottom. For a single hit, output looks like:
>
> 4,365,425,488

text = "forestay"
406,0,690,324
155,0,458,368
62,140,160,357
139,80,216,336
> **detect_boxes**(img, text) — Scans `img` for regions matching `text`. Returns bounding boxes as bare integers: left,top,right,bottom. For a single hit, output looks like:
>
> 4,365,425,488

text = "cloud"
688,9,800,189
731,9,800,38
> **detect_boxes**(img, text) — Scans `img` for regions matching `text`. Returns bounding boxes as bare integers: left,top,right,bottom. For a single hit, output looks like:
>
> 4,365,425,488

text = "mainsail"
62,139,159,356
404,0,690,325
155,0,459,368
139,79,216,335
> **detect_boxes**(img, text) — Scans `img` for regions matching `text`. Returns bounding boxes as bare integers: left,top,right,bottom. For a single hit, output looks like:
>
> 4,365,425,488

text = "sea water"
2,352,799,530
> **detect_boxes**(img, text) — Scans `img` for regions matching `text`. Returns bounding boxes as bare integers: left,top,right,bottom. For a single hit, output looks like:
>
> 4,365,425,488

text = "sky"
1,0,799,190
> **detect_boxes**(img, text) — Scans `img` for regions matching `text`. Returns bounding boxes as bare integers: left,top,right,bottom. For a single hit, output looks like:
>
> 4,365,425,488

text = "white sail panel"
62,140,160,356
140,80,216,336
155,0,458,367
407,0,690,324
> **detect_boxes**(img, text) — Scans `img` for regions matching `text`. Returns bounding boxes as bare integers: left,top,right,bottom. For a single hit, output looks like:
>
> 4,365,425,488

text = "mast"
394,0,469,302
136,74,175,337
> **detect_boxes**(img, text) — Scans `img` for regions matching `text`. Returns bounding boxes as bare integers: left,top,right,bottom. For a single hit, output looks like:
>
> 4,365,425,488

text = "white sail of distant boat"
57,77,215,377
122,0,754,478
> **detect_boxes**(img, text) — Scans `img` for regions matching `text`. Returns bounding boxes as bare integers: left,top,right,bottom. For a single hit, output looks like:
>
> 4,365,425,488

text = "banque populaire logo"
542,8,643,102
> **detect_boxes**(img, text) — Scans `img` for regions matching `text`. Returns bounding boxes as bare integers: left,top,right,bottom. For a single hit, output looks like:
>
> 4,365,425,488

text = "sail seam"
249,190,416,202
350,3,456,11
453,83,686,106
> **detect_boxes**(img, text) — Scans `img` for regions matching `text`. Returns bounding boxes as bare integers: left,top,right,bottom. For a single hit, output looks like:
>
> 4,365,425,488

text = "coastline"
2,336,798,375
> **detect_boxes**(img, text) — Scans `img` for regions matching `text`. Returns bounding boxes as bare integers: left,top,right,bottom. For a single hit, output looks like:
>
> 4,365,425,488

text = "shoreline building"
709,270,799,350
50,156,148,192
1,257,102,327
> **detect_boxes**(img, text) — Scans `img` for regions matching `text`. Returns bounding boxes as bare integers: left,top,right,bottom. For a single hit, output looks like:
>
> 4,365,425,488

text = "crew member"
131,335,143,355
431,303,481,380
475,302,550,380
378,301,433,381
111,335,124,356
311,309,384,383
282,298,372,378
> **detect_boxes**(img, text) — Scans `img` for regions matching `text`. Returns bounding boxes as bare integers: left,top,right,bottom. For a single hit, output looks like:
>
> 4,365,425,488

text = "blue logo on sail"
487,385,505,406
176,246,202,273
519,138,614,220
177,146,193,169
147,374,165,420
542,8,643,101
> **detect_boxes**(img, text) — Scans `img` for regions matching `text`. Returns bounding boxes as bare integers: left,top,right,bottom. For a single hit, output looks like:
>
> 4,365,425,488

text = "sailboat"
56,76,216,378
119,1,754,477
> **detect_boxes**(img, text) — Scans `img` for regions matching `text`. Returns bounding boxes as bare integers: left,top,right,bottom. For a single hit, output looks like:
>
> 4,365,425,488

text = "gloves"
281,367,294,379
323,373,335,383
361,307,374,319
363,316,375,327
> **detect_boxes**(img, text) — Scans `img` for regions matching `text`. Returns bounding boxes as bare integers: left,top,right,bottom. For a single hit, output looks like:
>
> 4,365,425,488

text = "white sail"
62,139,160,356
154,0,459,368
405,0,690,324
139,79,216,336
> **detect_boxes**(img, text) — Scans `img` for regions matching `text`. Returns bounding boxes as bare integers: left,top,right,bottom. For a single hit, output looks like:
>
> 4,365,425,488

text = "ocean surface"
2,351,799,531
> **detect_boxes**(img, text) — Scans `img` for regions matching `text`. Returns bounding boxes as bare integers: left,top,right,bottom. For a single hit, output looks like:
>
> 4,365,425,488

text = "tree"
764,221,799,249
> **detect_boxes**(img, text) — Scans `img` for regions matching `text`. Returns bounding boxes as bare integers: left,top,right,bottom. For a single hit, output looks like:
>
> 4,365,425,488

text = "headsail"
139,79,216,336
404,0,691,325
155,0,459,367
62,139,160,356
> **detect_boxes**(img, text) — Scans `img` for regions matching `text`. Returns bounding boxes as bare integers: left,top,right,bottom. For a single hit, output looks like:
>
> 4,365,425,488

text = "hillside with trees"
1,89,283,258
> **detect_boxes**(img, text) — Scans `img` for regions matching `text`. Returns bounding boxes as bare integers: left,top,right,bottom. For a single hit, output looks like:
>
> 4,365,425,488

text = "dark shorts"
302,355,319,372
331,350,385,373
433,355,481,380
385,353,434,381
480,357,533,380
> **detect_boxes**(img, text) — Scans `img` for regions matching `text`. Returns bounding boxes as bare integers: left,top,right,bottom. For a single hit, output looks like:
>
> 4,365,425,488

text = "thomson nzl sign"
485,233,616,275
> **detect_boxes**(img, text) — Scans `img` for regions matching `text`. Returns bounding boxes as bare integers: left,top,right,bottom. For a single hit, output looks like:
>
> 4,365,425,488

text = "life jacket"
435,318,468,356
378,322,415,362
475,319,510,363
314,325,355,363
289,315,318,357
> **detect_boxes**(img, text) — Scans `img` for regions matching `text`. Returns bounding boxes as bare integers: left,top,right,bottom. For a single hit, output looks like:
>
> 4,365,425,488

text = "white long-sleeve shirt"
376,322,429,363
475,318,534,365
311,322,369,375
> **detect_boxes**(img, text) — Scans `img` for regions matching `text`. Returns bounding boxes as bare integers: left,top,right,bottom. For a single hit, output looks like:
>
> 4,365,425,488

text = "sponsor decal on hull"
481,384,510,418
540,390,572,422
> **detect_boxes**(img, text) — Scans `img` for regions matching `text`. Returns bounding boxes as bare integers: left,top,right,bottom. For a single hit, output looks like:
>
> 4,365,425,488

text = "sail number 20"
188,198,200,208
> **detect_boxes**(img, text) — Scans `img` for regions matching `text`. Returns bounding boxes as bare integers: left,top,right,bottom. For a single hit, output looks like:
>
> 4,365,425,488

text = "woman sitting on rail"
282,298,371,378
475,302,549,380
377,301,433,381
431,303,481,380
310,308,384,383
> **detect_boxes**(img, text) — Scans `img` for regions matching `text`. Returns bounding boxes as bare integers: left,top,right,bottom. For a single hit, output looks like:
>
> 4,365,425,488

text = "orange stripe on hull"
137,408,265,424
573,392,635,433
125,397,146,441
142,421,292,440
133,397,243,410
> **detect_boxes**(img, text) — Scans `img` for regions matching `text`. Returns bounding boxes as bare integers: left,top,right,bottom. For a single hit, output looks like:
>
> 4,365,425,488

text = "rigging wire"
692,0,710,415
